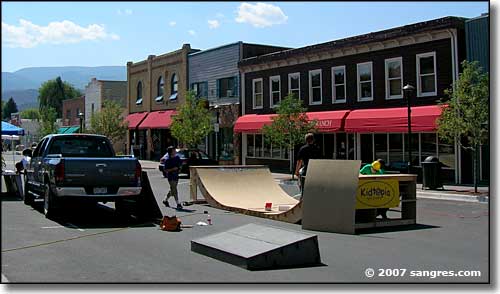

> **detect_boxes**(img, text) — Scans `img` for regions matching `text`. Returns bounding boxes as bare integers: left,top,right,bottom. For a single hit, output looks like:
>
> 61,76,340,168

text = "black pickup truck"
24,134,142,219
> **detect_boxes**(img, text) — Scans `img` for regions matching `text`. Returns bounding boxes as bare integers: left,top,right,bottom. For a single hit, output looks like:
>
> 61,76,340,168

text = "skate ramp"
191,166,302,223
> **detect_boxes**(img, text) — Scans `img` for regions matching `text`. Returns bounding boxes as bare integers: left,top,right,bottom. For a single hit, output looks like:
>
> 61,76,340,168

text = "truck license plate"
93,187,107,194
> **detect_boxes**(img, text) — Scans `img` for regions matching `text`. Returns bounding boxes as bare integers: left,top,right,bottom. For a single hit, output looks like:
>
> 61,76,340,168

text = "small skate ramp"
191,223,321,270
190,166,302,223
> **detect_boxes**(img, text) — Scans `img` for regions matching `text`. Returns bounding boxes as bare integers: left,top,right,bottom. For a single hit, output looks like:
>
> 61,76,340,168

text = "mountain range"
1,66,126,111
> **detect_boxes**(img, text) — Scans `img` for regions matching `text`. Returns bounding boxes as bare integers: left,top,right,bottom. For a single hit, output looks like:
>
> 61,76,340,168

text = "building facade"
126,44,199,160
237,16,469,184
62,96,85,129
465,13,489,183
84,78,128,153
188,42,289,164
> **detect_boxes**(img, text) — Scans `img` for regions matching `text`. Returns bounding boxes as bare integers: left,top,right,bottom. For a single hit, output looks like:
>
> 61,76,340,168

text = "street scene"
1,1,490,286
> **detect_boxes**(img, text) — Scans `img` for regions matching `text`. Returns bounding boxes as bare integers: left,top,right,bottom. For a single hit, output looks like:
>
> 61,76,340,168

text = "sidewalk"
138,160,489,203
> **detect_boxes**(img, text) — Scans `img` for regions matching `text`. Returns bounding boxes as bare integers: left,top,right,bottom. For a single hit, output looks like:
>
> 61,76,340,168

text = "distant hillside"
1,66,127,112
2,66,126,91
1,89,39,111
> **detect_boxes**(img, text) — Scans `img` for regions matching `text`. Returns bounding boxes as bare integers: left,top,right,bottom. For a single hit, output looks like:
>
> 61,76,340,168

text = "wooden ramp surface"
192,166,302,223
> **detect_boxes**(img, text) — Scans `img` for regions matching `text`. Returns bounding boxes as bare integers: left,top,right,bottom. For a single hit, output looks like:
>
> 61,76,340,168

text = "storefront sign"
355,179,400,209
316,119,333,128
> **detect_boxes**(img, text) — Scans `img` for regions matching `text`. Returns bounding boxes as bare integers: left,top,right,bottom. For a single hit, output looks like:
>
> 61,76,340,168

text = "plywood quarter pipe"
190,166,302,224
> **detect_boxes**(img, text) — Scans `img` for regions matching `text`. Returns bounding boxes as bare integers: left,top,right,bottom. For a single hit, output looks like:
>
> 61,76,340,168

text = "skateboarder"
295,133,321,196
162,146,183,209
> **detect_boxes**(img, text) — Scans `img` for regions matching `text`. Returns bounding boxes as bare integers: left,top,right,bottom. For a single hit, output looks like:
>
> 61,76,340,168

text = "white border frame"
416,51,437,97
252,78,263,109
331,65,346,103
385,57,403,100
357,62,373,102
308,69,322,105
269,75,281,108
288,72,301,100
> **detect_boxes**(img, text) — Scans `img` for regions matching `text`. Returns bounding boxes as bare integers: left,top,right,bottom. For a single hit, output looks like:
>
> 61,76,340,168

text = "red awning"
233,110,350,133
125,112,149,129
344,105,444,133
137,110,176,130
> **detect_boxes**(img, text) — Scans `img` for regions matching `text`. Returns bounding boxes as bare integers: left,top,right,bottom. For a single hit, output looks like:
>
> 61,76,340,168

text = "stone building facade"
62,96,85,127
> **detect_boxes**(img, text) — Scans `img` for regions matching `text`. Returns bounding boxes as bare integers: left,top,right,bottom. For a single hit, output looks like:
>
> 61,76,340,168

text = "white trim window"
309,69,322,105
357,62,373,101
252,78,263,109
332,66,346,103
416,52,437,97
385,57,403,99
288,72,300,99
269,75,281,108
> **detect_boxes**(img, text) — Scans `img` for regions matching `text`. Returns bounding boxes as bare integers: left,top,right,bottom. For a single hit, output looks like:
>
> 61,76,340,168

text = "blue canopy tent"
2,121,25,136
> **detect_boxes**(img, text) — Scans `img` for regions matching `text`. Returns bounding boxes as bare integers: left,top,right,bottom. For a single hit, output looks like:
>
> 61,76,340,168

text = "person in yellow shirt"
359,159,388,219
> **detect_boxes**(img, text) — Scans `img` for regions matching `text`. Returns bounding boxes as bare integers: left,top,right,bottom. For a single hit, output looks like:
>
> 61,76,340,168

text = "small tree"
88,100,129,144
170,91,212,148
20,108,41,120
262,94,317,178
39,107,57,137
437,60,488,192
2,97,18,120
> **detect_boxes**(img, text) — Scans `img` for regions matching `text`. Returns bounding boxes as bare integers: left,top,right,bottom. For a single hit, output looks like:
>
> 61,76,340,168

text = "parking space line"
41,226,65,229
64,223,85,232
1,274,8,282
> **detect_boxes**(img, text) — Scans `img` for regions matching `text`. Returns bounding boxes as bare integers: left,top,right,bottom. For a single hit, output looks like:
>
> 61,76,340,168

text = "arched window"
171,74,178,94
136,81,143,105
158,76,164,97
155,76,164,102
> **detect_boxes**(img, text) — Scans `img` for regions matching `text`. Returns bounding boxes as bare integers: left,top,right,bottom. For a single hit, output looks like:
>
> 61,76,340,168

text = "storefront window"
220,128,234,160
255,134,263,157
360,134,373,163
438,138,455,170
283,147,289,160
247,134,254,157
404,133,420,166
263,138,271,158
336,133,347,159
421,133,437,163
388,134,404,169
347,133,355,160
374,134,388,162
272,144,281,158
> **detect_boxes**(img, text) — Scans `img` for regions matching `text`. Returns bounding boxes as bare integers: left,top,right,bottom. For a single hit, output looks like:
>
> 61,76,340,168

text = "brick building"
125,44,199,160
62,96,85,132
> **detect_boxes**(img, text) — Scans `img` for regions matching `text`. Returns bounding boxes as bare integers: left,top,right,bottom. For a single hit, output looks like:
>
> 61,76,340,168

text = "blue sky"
1,1,489,72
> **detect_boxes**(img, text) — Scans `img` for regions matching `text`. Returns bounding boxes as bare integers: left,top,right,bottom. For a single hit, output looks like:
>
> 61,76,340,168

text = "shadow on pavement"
30,201,157,230
356,223,440,235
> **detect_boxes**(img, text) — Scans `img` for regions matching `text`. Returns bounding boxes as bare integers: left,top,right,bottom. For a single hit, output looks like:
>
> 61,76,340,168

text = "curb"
416,192,489,203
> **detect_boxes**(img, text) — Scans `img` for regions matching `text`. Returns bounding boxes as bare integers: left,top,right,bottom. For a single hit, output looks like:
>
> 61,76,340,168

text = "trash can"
422,156,442,190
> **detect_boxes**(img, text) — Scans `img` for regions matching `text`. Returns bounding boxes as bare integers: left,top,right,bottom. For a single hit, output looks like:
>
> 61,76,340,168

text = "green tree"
88,100,129,144
20,108,41,120
262,94,317,178
437,60,489,192
170,91,212,148
39,107,57,137
2,97,18,120
38,77,81,118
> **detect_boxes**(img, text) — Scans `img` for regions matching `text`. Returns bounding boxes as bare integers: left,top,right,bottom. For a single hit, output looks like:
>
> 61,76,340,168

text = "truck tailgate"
62,158,139,190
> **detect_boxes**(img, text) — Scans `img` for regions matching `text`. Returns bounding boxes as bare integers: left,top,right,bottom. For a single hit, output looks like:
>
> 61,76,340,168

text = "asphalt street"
1,154,489,283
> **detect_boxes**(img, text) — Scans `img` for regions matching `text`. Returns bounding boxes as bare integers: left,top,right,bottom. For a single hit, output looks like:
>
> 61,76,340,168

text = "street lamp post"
77,112,84,134
403,84,415,174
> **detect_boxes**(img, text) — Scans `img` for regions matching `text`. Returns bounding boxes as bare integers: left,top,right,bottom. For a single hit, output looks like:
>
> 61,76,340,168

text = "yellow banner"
356,179,400,209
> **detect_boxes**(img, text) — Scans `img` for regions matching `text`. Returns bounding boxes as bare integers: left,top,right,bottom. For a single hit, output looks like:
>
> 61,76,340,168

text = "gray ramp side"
191,223,321,270
302,160,361,234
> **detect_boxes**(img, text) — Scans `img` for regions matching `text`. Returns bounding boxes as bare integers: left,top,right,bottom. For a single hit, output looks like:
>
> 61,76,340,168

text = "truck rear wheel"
23,179,34,206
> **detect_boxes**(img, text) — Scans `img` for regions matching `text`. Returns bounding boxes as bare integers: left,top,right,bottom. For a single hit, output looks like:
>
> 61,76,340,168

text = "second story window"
136,81,143,105
288,72,300,99
385,57,403,99
270,75,281,108
169,74,178,101
252,78,263,109
416,52,437,97
357,62,373,102
309,69,322,105
218,77,237,98
332,66,346,103
156,76,164,102
66,110,71,120
192,82,208,98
